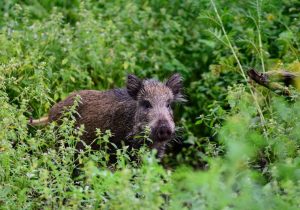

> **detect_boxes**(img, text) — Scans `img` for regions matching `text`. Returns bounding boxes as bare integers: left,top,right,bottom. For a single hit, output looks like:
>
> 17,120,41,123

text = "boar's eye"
140,100,152,109
166,101,174,109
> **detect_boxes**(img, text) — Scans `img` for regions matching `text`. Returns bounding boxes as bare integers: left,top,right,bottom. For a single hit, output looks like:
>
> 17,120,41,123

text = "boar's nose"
157,125,172,141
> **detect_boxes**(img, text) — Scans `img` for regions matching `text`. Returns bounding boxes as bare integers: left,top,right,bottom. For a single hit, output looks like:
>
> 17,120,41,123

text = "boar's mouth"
151,133,173,143
150,131,173,159
150,141,168,159
126,130,171,159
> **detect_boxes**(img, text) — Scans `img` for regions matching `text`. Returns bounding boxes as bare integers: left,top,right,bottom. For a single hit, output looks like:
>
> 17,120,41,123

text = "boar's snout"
157,125,172,141
152,120,173,142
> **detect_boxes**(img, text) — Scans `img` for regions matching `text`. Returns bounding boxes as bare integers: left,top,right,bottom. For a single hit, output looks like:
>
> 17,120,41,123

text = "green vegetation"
1,0,299,209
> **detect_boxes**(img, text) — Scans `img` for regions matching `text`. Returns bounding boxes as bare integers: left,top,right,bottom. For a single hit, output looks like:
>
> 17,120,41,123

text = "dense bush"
0,0,299,209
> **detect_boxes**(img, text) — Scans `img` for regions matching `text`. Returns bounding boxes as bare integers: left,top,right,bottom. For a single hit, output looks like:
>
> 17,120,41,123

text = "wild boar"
30,74,185,158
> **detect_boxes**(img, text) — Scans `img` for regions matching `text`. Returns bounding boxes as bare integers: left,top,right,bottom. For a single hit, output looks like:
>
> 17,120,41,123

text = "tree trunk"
247,69,300,96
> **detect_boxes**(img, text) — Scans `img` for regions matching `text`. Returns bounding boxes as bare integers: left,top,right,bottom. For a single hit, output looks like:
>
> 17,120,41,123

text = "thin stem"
210,0,268,137
256,0,265,73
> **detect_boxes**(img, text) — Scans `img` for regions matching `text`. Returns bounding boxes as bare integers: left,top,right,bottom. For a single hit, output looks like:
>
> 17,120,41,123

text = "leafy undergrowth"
1,0,299,209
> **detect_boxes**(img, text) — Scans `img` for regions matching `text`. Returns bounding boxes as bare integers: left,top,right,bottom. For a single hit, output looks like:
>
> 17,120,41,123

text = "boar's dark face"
127,74,184,157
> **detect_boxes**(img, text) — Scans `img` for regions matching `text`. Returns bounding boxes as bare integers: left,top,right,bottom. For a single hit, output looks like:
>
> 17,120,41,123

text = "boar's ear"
127,74,142,100
166,73,186,102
